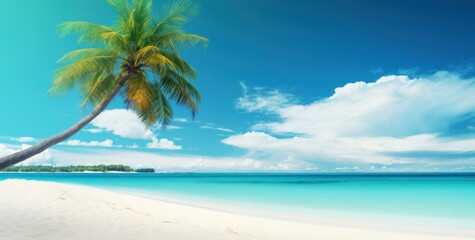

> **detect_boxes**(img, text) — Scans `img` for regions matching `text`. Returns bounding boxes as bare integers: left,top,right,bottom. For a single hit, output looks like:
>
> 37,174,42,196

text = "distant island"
1,165,155,173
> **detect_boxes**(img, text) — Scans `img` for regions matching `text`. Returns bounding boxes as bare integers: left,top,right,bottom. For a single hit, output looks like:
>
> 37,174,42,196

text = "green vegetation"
135,168,156,173
1,165,156,173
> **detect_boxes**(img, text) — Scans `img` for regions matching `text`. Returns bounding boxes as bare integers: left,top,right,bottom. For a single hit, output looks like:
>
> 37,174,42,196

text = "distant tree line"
1,165,155,173
135,168,155,173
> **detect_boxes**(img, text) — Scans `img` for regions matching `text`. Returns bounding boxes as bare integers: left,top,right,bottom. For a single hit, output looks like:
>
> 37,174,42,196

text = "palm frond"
51,55,118,95
129,0,153,44
81,72,119,108
59,21,130,52
107,0,131,22
146,33,207,52
58,48,121,63
151,0,198,36
159,70,201,118
144,82,174,126
135,46,177,73
162,51,197,79
124,72,154,117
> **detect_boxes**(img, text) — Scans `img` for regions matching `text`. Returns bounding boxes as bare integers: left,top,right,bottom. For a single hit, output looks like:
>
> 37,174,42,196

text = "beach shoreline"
111,186,475,237
0,179,473,240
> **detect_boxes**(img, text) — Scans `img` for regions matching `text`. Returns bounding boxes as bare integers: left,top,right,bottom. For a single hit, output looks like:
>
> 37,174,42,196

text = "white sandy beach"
0,179,473,240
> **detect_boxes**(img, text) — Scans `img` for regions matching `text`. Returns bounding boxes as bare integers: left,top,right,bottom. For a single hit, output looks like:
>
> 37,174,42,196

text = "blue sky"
1,0,475,172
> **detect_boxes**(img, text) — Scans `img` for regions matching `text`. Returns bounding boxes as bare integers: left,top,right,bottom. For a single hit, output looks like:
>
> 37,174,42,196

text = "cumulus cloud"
91,109,154,139
224,71,475,169
243,72,475,138
0,144,54,166
0,144,16,157
63,139,115,147
147,137,182,150
89,109,184,151
11,137,36,143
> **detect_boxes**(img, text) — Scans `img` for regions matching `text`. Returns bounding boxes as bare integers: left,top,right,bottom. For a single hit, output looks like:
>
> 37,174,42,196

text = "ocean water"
1,173,474,223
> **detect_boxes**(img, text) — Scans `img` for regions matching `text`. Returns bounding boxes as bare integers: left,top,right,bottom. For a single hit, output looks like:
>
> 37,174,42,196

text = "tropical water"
1,173,474,224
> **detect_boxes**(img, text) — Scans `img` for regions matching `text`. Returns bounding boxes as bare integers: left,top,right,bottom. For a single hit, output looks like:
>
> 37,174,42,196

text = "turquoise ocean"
1,173,474,225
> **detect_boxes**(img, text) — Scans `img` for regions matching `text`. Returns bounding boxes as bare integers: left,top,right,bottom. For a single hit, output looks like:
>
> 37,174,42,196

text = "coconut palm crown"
0,0,206,169
53,0,206,126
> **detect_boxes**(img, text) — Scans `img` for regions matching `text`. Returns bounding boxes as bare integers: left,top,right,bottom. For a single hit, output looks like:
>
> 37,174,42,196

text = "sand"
0,179,472,240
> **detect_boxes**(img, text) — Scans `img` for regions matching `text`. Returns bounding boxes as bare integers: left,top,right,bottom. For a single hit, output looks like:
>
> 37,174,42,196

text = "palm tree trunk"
0,76,129,170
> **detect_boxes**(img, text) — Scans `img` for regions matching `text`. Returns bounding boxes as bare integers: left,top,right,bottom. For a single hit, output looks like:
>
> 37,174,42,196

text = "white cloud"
174,118,189,123
223,132,475,164
243,72,475,138
0,144,16,157
239,82,248,93
91,109,154,139
90,109,185,151
20,144,54,165
0,144,54,166
83,128,104,134
241,159,262,169
50,148,295,172
237,83,294,113
147,137,182,150
127,143,139,149
153,124,182,130
187,157,204,168
224,71,475,167
63,139,115,147
200,124,234,133
11,137,36,143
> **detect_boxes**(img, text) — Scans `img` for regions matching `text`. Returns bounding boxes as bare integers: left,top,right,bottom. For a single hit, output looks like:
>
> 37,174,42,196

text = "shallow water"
1,173,474,222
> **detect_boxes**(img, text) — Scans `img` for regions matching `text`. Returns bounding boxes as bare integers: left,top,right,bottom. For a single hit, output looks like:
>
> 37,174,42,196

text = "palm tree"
0,0,206,169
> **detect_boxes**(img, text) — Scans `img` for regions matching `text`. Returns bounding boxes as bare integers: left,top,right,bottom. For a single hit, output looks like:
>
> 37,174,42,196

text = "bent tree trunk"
0,77,128,170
